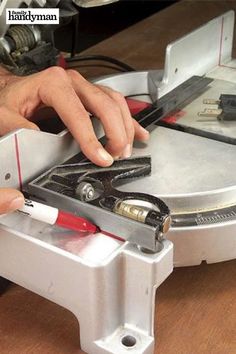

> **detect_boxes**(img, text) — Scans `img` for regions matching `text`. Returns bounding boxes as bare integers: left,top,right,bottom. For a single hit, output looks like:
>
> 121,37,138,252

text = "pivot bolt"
76,182,95,201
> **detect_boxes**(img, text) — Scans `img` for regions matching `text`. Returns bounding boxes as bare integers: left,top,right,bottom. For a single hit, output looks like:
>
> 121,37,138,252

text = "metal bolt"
161,215,172,234
76,182,95,201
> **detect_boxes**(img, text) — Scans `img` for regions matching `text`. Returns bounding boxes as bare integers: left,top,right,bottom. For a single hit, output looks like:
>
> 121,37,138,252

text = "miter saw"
0,9,236,354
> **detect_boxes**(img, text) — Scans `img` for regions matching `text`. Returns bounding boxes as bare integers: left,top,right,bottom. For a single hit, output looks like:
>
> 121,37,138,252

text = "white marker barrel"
19,199,59,225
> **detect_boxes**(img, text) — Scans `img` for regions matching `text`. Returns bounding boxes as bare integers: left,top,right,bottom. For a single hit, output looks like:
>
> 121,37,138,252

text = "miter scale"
0,11,236,354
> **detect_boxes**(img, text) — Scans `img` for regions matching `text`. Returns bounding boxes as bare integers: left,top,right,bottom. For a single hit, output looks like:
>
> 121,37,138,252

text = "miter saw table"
1,10,236,354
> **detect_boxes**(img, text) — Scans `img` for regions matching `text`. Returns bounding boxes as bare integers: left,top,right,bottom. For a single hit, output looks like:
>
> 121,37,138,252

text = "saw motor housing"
0,0,119,74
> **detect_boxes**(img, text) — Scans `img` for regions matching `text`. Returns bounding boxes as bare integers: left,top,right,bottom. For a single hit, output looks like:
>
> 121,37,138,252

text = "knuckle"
43,66,67,81
112,135,127,152
91,85,122,102
110,90,125,103
67,69,83,81
91,89,120,115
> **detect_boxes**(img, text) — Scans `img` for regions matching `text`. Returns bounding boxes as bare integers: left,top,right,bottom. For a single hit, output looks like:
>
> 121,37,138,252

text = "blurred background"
55,0,177,53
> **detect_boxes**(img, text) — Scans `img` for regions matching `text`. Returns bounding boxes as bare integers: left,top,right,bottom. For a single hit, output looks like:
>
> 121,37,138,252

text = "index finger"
38,67,113,166
67,69,129,159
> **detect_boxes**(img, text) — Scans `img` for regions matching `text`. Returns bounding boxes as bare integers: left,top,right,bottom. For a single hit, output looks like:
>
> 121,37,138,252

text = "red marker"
18,199,98,234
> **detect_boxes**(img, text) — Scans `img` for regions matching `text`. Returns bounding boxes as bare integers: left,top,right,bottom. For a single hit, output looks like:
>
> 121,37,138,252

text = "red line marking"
101,230,125,243
162,110,186,124
14,134,23,190
126,97,150,115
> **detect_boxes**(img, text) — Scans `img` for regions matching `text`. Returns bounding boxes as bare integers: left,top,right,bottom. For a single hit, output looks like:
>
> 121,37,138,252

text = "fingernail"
122,144,132,158
97,148,114,164
9,196,24,211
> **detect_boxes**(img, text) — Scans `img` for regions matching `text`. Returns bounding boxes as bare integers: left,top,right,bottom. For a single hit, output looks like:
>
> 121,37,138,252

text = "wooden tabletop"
1,1,236,353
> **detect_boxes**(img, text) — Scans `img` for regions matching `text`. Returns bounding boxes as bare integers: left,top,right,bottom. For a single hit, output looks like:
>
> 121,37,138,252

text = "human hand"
0,67,149,166
0,188,24,215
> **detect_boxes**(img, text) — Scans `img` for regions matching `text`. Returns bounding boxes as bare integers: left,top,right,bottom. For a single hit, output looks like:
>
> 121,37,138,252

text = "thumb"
0,188,24,215
0,106,39,136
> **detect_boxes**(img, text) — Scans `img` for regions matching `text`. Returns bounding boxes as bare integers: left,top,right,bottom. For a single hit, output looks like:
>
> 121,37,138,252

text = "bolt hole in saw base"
121,335,137,348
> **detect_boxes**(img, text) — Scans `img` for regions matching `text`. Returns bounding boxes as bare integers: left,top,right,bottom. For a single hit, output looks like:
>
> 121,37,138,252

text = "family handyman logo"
6,8,59,25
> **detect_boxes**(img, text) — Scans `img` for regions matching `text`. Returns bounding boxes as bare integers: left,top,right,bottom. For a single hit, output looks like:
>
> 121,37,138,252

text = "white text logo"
6,8,59,25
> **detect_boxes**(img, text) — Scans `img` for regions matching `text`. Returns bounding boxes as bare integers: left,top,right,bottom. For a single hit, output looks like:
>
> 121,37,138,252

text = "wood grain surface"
1,1,236,353
76,0,236,78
